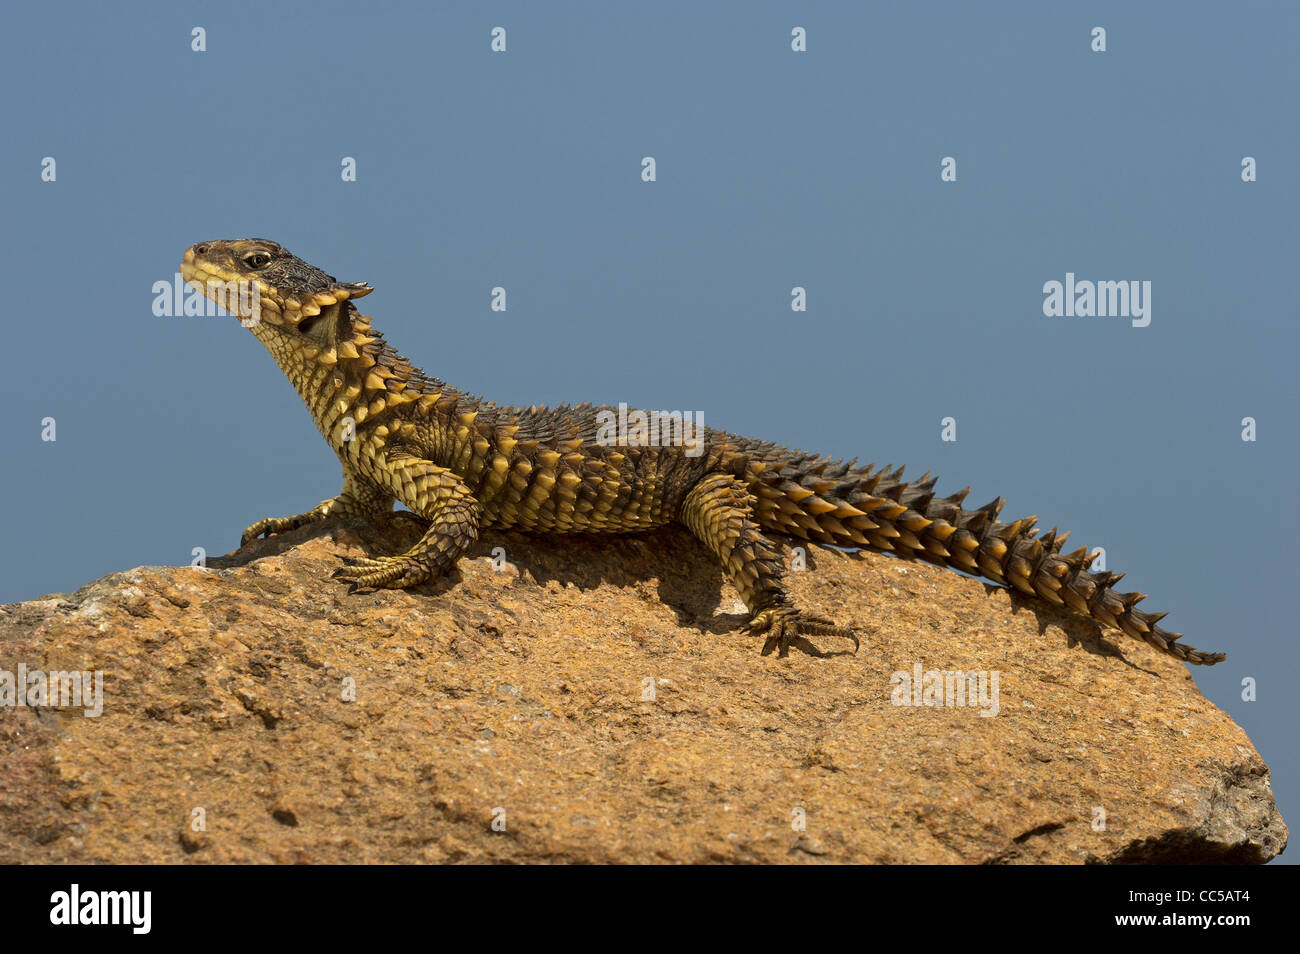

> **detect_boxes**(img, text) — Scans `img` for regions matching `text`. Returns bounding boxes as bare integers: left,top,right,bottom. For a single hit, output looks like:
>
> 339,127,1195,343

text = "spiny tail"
743,452,1225,666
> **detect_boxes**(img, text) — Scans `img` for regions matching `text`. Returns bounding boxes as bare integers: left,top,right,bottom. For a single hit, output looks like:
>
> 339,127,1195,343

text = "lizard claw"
240,512,322,547
746,606,859,658
334,554,431,589
241,517,288,546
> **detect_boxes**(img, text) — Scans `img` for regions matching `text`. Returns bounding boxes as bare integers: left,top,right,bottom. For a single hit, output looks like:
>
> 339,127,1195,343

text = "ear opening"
296,302,343,338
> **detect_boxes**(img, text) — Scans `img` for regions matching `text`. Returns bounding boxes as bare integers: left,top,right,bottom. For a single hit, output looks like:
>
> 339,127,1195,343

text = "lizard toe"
342,556,392,571
241,515,307,546
336,555,431,589
240,520,278,546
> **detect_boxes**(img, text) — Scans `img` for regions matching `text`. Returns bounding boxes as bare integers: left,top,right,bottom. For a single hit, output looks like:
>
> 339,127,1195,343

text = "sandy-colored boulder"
0,516,1286,863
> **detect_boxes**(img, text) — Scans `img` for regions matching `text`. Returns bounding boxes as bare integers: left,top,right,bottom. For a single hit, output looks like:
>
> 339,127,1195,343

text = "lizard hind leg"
680,473,859,658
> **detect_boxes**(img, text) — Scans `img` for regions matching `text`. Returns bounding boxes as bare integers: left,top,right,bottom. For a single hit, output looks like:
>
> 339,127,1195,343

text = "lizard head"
181,239,372,335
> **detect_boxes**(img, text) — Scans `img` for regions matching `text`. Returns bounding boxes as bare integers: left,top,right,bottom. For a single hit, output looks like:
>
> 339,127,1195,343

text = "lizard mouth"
180,247,371,329
179,259,269,324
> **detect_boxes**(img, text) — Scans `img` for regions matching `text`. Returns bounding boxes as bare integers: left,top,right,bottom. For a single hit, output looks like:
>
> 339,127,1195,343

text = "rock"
0,517,1286,863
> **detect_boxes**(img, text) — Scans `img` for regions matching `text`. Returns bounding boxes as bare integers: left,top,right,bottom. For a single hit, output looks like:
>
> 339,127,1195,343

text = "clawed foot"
746,606,860,658
241,515,311,547
333,554,432,589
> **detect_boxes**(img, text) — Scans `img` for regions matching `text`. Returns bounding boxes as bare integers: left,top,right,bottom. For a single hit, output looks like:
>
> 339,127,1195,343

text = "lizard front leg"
680,473,858,657
241,474,395,546
334,454,480,589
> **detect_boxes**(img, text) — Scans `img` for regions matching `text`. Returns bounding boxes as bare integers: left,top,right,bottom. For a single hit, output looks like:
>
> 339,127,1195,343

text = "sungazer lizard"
179,239,1225,664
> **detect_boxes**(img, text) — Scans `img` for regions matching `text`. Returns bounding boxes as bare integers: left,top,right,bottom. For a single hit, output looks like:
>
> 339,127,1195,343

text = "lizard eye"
243,251,272,269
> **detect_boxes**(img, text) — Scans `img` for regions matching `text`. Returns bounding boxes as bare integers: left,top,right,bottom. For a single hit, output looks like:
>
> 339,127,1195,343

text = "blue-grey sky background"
2,1,1296,859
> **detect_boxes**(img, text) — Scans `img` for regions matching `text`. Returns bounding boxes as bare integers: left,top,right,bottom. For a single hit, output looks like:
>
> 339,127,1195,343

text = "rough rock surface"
0,516,1287,864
